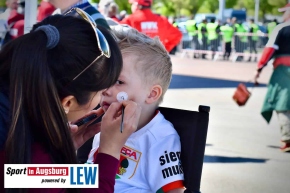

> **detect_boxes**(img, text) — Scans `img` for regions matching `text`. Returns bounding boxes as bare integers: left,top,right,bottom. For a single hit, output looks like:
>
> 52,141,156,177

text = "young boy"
87,25,184,193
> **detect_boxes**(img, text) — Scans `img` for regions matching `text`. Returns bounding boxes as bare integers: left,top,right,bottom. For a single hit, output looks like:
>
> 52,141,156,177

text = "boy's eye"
116,80,124,85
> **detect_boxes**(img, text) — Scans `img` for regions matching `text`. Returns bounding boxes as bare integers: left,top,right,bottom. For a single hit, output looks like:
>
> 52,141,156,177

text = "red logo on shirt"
117,146,141,179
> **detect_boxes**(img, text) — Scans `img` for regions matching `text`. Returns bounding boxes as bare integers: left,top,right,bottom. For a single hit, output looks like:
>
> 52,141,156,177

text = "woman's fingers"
70,107,104,150
102,102,122,122
121,100,141,134
99,101,141,159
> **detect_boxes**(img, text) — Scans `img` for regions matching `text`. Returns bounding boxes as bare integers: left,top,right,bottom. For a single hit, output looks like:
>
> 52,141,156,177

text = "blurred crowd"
175,16,278,62
0,0,279,60
0,0,56,45
0,0,183,53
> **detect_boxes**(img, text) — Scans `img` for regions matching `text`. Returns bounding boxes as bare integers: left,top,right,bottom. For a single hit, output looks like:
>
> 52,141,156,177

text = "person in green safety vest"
232,17,241,60
206,18,220,60
232,17,247,61
197,19,208,59
220,23,234,60
185,16,199,58
267,19,278,36
247,19,259,62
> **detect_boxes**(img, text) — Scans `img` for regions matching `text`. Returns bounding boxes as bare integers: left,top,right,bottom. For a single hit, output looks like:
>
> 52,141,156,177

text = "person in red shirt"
0,7,24,47
6,9,24,39
37,0,56,22
120,0,182,53
254,3,290,152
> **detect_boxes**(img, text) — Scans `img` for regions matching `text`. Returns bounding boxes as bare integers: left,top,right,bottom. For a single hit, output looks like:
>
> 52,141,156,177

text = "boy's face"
101,54,150,111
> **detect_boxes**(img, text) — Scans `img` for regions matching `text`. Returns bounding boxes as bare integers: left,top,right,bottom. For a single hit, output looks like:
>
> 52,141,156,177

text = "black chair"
158,105,210,193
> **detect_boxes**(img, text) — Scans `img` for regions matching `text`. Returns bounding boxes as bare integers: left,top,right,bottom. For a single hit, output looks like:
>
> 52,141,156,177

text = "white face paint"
116,91,128,102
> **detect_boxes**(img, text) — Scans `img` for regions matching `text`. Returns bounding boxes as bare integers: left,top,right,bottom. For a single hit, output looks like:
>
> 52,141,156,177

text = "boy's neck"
137,106,158,131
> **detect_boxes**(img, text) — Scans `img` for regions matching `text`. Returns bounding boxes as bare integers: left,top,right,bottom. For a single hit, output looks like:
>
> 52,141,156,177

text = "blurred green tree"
0,0,6,8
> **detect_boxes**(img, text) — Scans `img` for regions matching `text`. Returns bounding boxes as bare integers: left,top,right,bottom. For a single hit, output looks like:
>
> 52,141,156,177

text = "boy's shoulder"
137,111,179,142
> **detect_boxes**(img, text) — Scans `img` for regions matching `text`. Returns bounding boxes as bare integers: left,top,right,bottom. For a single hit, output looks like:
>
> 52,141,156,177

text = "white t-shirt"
87,111,184,193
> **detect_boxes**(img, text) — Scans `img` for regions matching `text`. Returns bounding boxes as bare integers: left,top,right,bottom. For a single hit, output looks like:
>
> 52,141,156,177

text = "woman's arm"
83,153,119,193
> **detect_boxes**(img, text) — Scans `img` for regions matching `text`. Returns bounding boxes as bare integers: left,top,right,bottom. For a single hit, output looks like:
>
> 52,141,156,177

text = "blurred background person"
98,0,113,14
220,22,234,60
185,15,198,58
0,0,18,46
0,0,18,21
51,0,110,29
206,18,219,60
98,0,120,24
267,18,278,36
0,0,24,47
254,3,290,153
232,17,247,61
37,0,56,22
107,2,119,22
197,19,208,59
247,18,259,62
120,0,182,53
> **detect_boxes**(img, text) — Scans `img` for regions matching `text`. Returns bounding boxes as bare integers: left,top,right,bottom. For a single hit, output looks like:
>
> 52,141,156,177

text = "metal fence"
178,32,268,62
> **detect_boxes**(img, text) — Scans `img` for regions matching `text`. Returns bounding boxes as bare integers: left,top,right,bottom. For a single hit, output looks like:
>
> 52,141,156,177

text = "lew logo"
116,146,141,179
141,22,158,33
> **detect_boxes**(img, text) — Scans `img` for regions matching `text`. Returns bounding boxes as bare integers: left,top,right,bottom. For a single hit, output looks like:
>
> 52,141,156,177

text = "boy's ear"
146,85,162,104
61,95,76,114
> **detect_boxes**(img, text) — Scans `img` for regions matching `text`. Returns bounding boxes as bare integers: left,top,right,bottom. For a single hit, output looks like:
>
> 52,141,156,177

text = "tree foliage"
0,0,5,8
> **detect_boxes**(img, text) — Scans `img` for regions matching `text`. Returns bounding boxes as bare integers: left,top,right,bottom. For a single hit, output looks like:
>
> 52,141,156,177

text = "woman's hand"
70,108,104,150
98,100,141,159
254,70,261,84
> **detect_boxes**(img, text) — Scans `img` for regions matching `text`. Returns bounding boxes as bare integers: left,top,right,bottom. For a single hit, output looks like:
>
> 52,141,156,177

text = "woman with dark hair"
0,10,141,193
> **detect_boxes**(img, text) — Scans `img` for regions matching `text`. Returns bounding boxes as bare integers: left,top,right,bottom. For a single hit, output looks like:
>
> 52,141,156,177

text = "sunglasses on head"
64,8,111,81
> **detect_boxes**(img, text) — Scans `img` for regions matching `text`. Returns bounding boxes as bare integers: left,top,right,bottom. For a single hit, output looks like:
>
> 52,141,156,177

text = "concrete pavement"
161,56,290,193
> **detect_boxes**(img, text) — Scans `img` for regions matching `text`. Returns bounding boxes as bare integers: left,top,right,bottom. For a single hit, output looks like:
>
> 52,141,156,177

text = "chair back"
158,105,210,193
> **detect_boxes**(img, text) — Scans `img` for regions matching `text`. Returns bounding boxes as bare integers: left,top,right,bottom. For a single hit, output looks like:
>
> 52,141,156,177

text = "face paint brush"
116,91,128,133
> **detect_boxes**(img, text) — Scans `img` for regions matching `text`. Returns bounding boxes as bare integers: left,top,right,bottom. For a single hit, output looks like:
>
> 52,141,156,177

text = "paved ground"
161,56,290,193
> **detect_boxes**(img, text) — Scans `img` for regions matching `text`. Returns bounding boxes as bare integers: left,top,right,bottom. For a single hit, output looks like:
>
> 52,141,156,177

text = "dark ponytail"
5,30,77,164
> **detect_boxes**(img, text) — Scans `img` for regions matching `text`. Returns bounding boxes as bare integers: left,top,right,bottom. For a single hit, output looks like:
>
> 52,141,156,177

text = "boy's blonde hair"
111,25,172,103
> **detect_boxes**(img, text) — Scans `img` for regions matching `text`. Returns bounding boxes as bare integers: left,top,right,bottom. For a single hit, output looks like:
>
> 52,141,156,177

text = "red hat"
278,3,290,12
128,0,152,6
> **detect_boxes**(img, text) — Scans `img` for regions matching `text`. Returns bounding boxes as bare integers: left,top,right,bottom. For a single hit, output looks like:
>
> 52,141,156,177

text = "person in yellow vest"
185,16,198,58
232,17,246,61
267,19,278,36
247,19,259,62
206,18,219,60
220,22,234,60
198,19,208,59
